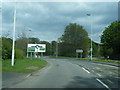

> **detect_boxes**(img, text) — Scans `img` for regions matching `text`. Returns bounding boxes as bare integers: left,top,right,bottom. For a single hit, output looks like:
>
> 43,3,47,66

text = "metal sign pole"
31,52,32,58
76,52,77,58
76,52,78,58
27,44,28,58
81,52,82,58
41,52,43,57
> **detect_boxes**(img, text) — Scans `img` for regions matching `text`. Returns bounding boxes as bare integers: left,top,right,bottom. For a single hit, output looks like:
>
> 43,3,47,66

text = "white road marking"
96,78,111,90
94,63,118,68
107,79,113,83
96,73,102,77
82,67,90,73
25,74,31,78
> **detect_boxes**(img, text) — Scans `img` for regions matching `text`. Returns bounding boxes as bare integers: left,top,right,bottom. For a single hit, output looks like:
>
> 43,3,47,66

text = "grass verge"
2,58,47,73
49,56,75,59
78,58,120,64
49,56,120,64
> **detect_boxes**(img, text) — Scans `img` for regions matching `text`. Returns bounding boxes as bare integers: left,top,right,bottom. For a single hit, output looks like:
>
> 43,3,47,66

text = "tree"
50,41,57,56
92,41,100,57
16,37,40,56
2,31,11,38
40,41,51,55
2,37,12,59
2,37,26,59
59,23,90,57
16,37,28,54
101,21,120,59
29,38,40,44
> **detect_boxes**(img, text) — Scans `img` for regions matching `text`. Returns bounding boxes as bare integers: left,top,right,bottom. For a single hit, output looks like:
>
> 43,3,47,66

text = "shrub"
15,49,25,59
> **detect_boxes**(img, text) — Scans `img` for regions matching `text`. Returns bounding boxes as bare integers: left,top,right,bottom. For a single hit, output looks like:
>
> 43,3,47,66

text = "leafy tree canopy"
101,21,120,59
59,23,90,57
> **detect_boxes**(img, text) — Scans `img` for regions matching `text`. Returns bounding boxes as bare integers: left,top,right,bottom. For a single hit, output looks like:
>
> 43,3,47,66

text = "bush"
2,37,12,60
15,49,25,59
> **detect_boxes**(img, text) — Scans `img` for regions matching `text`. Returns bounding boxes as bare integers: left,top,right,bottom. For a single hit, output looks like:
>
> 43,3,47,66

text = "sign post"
76,49,83,58
27,44,46,58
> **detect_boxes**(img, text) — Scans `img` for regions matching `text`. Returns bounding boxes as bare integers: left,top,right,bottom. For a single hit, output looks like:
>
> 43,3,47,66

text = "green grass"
49,56,75,59
2,58,47,73
78,58,120,64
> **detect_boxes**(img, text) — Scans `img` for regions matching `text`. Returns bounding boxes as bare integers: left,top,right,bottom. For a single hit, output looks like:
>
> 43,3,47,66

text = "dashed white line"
25,74,31,78
82,67,90,73
96,78,111,90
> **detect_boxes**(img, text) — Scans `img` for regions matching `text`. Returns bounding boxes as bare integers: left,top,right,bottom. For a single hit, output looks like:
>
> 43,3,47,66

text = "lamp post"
87,14,92,61
56,39,58,58
11,4,16,66
98,35,101,57
55,38,60,58
27,29,31,58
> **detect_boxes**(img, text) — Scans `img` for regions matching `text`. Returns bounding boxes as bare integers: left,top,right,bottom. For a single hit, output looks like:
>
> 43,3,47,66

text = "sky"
2,1,118,43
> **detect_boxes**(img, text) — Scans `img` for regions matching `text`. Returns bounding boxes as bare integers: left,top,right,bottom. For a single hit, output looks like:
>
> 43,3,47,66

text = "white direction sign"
27,44,46,52
76,49,83,53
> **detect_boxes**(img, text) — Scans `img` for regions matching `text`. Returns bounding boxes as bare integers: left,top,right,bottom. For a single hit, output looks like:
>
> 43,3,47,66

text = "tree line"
1,21,120,60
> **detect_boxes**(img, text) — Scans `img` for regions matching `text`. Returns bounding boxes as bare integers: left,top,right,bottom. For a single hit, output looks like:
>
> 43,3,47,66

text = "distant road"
8,57,119,89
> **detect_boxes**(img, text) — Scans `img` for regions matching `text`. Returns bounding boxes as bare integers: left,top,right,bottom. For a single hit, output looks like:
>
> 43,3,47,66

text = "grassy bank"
49,56,75,59
78,58,120,64
2,58,47,73
49,56,120,64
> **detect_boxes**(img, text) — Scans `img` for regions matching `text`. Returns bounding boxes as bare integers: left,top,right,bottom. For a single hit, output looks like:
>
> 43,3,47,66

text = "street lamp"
56,39,58,58
56,38,60,58
87,14,93,61
27,29,32,58
98,35,101,56
11,4,16,66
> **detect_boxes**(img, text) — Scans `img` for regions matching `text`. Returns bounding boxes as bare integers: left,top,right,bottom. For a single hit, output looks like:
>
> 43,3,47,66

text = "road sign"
27,44,46,52
76,49,83,53
76,49,83,58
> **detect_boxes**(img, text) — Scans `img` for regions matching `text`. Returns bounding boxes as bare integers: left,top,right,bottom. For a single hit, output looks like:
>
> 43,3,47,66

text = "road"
3,57,119,89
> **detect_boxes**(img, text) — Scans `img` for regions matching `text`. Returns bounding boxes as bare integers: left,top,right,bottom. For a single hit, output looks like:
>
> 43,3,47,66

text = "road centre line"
25,74,31,78
95,67,101,69
96,78,111,90
94,63,118,68
107,79,113,83
115,76,120,79
82,67,90,73
96,73,102,77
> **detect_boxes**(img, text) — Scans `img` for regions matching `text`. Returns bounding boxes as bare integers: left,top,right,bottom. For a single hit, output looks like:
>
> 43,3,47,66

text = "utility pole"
50,42,52,56
87,14,93,61
56,40,58,58
11,3,16,66
98,35,101,57
27,29,31,58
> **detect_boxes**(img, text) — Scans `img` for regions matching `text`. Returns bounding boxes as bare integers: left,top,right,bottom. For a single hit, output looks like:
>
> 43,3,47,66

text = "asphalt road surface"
4,57,120,89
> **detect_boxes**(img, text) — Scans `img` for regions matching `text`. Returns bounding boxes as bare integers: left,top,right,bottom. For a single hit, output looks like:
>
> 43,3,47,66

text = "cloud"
2,2,118,43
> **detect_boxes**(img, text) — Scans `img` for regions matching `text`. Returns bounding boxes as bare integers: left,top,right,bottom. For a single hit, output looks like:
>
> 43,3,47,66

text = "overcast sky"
2,2,118,43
